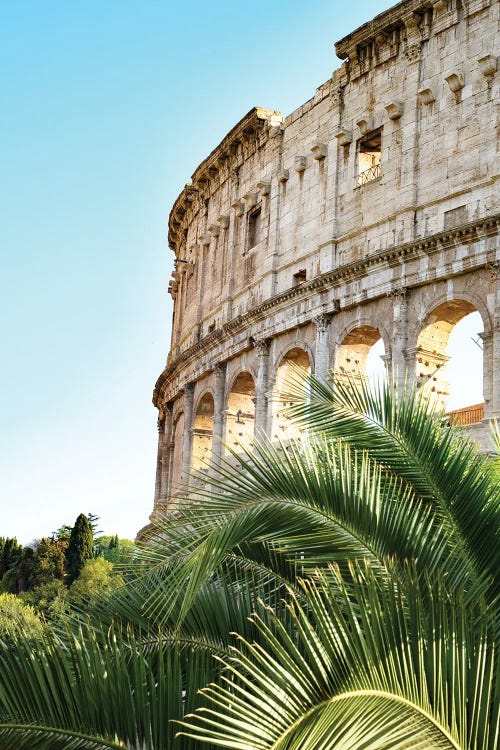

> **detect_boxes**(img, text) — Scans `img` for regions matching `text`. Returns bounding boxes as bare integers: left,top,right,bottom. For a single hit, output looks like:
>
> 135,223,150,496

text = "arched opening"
335,325,386,383
191,393,214,471
225,372,255,454
272,348,311,441
416,301,484,422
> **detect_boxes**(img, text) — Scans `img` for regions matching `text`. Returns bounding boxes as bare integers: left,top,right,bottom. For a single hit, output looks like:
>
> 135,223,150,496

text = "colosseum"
147,0,499,525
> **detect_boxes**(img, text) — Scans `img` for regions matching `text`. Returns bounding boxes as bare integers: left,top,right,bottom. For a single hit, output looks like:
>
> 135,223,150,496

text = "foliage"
181,565,497,750
0,593,45,641
87,512,102,539
0,537,23,580
20,580,68,624
1,536,67,595
94,536,136,566
68,557,124,604
0,378,497,749
51,524,73,542
0,546,34,594
31,538,67,587
65,514,94,585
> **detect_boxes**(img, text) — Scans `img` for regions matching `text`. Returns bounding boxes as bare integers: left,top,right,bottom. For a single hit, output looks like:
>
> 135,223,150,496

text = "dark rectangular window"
247,207,261,249
357,129,382,186
293,269,307,286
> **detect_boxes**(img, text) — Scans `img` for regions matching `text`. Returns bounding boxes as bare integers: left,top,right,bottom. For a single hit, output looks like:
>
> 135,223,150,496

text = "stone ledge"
153,213,499,407
168,107,282,255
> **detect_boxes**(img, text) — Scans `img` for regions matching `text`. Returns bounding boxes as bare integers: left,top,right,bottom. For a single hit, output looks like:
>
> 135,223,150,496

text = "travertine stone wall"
143,0,499,529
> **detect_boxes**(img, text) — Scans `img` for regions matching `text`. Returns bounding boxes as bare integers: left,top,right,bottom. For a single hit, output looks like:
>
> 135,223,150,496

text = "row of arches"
189,350,312,470
172,300,484,474
338,305,484,411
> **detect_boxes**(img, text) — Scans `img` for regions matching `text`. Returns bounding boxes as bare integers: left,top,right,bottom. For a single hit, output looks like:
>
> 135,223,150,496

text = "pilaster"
160,402,173,500
314,313,334,382
181,383,195,484
488,261,500,417
388,287,410,396
212,362,227,460
153,414,165,506
254,338,272,435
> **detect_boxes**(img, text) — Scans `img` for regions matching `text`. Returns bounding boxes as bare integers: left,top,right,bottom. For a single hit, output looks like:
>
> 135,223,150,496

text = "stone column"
174,270,184,348
181,382,195,484
399,13,423,240
314,313,333,382
388,287,410,397
212,361,227,461
160,402,173,500
254,338,272,436
487,261,500,418
153,414,165,507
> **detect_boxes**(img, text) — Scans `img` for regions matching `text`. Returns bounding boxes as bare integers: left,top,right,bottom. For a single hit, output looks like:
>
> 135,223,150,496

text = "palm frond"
0,624,217,750
284,372,500,604
0,725,124,750
179,564,498,750
118,433,463,628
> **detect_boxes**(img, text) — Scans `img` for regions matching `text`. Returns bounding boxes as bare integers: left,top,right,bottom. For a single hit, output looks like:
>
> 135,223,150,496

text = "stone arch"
271,346,312,441
334,320,389,381
225,364,258,401
414,298,485,419
272,340,314,381
410,290,492,349
191,391,215,471
225,370,256,455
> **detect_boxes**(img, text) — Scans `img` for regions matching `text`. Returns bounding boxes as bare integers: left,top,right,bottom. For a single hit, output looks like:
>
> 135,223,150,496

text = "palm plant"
0,376,497,749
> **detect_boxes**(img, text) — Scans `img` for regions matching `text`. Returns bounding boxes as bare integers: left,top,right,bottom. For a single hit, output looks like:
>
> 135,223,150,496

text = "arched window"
272,348,311,442
225,372,255,454
191,393,215,471
335,325,386,383
416,301,484,423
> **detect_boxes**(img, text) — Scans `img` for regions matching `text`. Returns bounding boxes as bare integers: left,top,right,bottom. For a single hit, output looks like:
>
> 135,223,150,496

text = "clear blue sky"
0,0,482,545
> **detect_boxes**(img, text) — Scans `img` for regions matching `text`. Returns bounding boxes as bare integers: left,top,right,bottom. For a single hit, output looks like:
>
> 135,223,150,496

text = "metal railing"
358,162,382,186
444,403,484,426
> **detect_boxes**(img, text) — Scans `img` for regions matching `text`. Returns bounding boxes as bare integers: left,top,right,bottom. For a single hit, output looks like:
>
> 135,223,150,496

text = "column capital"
213,360,227,376
485,260,500,280
387,286,409,303
254,338,272,356
183,382,195,397
404,42,421,64
314,313,334,333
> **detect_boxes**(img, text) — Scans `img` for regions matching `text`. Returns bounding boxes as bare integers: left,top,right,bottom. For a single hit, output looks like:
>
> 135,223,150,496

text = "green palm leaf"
284,373,500,604
179,565,498,750
0,624,218,750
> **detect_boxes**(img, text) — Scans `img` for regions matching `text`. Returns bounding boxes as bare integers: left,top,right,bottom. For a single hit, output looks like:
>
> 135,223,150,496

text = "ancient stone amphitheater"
146,0,499,527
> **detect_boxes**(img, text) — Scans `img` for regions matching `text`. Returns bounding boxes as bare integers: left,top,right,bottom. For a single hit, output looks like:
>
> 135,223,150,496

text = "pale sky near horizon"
0,0,483,546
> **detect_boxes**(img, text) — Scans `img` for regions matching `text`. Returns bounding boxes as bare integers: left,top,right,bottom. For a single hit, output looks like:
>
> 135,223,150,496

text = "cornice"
335,1,428,61
168,107,283,256
153,213,499,407
333,0,488,79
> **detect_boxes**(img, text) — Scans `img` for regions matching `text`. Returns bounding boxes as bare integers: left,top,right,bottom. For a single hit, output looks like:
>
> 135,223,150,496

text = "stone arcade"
145,0,499,530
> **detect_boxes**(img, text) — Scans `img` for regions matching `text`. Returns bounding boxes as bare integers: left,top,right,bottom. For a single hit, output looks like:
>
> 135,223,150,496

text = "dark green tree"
51,524,72,542
1,546,35,594
0,538,23,580
64,514,94,585
86,512,102,537
31,538,66,588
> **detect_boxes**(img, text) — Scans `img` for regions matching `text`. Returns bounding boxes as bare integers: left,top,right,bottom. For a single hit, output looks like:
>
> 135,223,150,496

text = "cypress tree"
65,514,93,585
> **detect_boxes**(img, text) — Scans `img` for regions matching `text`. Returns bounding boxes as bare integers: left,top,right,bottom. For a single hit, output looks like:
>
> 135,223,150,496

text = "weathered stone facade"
148,0,499,525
